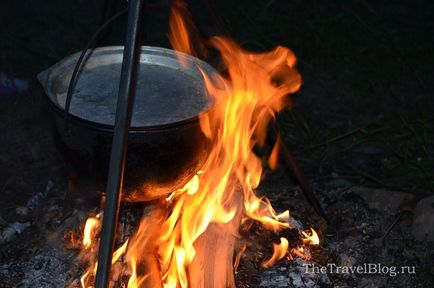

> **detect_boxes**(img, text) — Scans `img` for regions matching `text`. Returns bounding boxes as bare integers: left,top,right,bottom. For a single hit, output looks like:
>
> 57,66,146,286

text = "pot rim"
38,45,222,132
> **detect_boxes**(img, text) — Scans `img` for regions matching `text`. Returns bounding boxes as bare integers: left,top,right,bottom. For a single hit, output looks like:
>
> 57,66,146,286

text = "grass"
282,112,434,193
212,0,434,194
0,0,432,195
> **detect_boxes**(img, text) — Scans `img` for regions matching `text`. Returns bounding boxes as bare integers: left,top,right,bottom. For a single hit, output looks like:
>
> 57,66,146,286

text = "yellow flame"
127,258,148,287
82,217,99,249
78,1,319,287
302,228,320,245
261,237,289,268
79,214,129,288
112,240,129,263
130,4,302,284
80,270,90,288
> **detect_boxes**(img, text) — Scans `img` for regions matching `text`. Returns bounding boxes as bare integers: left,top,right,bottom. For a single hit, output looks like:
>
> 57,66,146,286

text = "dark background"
0,1,433,287
0,0,433,222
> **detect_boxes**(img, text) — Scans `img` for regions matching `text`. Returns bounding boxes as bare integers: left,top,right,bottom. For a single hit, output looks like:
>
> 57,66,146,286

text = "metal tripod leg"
94,0,145,287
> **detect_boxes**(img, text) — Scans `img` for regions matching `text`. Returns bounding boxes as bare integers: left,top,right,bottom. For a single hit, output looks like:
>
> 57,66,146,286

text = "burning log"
188,194,242,288
125,206,164,288
75,1,319,286
123,194,243,288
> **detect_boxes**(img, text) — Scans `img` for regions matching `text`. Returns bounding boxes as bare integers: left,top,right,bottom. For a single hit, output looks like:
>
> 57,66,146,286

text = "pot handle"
36,68,51,91
64,7,128,119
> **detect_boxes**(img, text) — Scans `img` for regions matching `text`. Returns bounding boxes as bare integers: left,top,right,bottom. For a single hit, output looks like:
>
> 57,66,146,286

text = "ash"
1,176,434,287
260,259,332,288
236,173,434,288
0,197,84,287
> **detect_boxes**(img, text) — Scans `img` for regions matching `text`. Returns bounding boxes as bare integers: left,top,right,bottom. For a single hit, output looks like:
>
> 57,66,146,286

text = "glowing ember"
302,228,320,245
78,1,319,287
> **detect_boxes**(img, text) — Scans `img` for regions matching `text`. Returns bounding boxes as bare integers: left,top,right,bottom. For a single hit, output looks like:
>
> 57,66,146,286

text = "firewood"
188,193,243,288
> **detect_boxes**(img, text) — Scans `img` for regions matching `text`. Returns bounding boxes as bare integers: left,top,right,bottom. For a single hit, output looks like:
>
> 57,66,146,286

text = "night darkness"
0,0,433,287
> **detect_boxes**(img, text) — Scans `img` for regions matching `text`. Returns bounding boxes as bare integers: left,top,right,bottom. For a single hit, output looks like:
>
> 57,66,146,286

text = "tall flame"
79,1,318,287
126,2,302,286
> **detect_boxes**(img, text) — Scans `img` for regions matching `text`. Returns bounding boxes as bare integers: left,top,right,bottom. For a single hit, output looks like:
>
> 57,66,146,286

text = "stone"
0,222,31,244
411,195,434,241
338,254,357,267
15,206,29,222
326,178,353,188
350,186,414,213
357,277,385,288
414,195,434,215
288,259,332,288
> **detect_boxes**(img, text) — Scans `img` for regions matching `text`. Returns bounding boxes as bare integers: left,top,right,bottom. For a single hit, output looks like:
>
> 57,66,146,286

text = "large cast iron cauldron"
37,46,220,202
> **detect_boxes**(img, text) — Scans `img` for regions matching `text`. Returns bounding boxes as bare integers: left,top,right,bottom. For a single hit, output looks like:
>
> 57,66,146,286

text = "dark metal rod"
278,136,329,223
64,7,128,119
98,0,120,44
94,0,144,287
270,120,329,223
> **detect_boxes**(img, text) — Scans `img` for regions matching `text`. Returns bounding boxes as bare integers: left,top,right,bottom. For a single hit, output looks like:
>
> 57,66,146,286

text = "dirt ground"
0,0,433,287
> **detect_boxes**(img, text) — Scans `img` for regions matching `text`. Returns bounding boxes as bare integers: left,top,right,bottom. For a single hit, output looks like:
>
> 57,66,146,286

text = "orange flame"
127,3,302,286
82,217,99,249
79,215,129,288
79,1,319,287
261,237,289,268
302,228,320,245
168,0,207,67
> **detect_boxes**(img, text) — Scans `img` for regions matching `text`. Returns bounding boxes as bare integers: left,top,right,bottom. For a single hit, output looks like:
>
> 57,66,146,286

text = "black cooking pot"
38,46,220,202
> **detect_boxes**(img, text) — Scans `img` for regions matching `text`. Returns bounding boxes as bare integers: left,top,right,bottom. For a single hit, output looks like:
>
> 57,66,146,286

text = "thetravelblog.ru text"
303,263,416,277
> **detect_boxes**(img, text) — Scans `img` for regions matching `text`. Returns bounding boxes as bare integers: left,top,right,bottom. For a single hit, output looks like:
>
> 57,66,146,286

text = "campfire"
74,2,319,287
3,1,434,287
